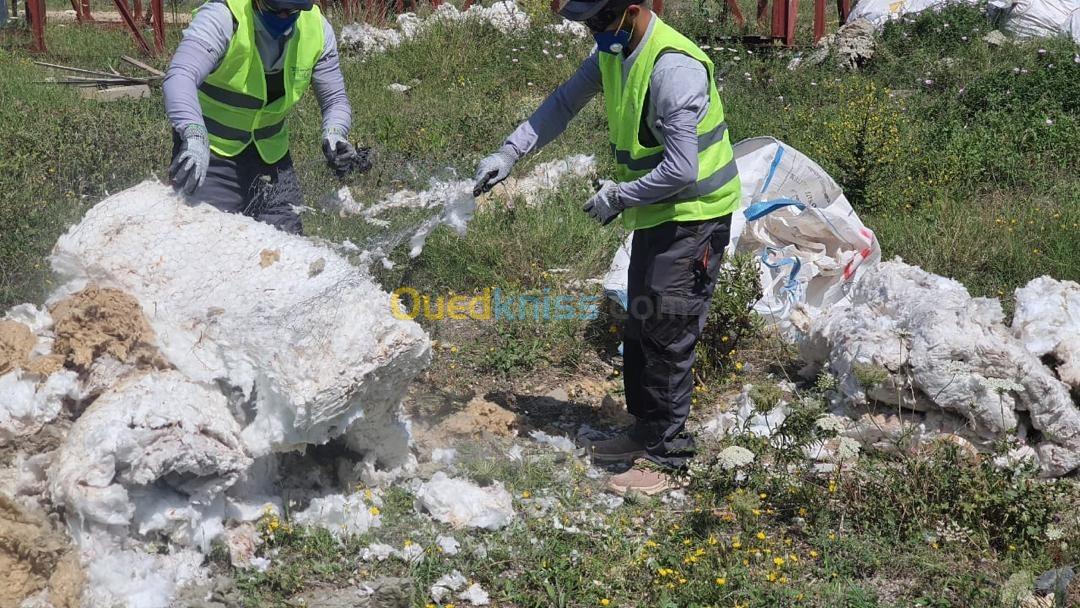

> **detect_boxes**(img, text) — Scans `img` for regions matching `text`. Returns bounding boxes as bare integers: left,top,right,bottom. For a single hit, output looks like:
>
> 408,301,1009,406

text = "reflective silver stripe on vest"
254,120,285,139
204,115,252,142
203,116,285,143
612,121,728,172
199,82,264,110
658,157,739,205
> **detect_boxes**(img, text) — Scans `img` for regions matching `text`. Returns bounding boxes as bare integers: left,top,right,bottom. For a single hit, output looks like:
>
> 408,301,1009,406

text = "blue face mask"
594,27,631,54
258,10,299,39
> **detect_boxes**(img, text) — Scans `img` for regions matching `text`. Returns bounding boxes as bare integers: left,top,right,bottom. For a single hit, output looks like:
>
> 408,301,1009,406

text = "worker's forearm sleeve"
163,39,223,134
312,18,352,135
503,53,602,158
618,60,709,207
163,3,232,133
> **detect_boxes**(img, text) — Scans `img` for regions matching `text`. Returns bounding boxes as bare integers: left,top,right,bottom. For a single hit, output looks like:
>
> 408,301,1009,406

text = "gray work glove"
582,180,624,226
169,124,210,195
473,146,519,197
322,127,366,178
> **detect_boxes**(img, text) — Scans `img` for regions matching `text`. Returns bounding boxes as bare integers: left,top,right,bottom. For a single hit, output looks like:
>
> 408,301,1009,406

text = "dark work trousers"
624,215,732,470
171,136,304,234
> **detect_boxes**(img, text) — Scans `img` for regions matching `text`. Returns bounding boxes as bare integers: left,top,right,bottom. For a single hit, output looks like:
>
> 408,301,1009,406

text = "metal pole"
813,0,824,42
151,0,165,53
113,0,154,54
28,0,45,52
785,0,798,46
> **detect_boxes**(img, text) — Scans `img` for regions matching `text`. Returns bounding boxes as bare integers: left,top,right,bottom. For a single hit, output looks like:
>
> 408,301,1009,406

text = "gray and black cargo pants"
624,215,732,470
171,136,304,235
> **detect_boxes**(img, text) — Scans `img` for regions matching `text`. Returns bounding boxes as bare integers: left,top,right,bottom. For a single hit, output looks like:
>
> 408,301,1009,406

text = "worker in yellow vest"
163,0,366,234
474,0,740,495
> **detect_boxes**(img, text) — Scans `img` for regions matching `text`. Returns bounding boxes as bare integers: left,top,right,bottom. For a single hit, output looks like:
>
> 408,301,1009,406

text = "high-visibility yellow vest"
197,0,324,163
598,17,741,231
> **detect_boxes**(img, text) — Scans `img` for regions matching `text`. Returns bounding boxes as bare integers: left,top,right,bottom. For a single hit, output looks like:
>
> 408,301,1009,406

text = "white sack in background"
990,0,1080,43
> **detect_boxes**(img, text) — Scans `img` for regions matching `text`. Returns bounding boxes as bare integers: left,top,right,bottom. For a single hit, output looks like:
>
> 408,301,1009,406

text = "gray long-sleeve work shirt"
504,15,710,207
163,0,351,136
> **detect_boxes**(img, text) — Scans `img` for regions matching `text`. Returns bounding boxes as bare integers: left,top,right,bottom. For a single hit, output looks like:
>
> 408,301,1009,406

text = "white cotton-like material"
702,385,788,440
415,472,515,530
432,448,457,465
503,154,597,206
529,430,577,453
459,582,491,605
799,259,1080,476
48,181,431,460
0,369,80,444
48,371,251,547
291,493,381,539
1012,276,1080,389
359,543,397,561
79,534,207,608
430,570,468,602
436,534,460,555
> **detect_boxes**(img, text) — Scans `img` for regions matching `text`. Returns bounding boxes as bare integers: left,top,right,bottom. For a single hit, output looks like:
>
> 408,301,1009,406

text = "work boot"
607,459,679,496
585,433,646,464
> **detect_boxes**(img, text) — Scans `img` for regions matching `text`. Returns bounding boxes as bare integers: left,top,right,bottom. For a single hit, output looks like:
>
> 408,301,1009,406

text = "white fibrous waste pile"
339,1,588,57
0,181,435,606
415,472,516,530
798,259,1080,476
1012,277,1080,391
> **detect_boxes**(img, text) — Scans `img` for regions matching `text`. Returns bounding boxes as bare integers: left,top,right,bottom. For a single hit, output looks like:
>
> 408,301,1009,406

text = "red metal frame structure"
25,0,166,54
726,0,851,45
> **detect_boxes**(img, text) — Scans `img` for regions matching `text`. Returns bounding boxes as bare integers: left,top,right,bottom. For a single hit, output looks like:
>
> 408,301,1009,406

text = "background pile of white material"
339,1,588,57
799,260,1080,476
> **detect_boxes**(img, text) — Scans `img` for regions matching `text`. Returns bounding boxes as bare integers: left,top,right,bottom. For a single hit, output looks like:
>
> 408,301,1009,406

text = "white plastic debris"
436,534,460,555
48,371,250,550
430,570,468,602
459,582,491,605
604,138,880,333
529,429,577,453
415,472,515,530
387,82,411,93
1012,276,1080,390
358,543,396,561
507,444,525,462
291,493,381,539
49,181,430,461
799,259,1080,476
